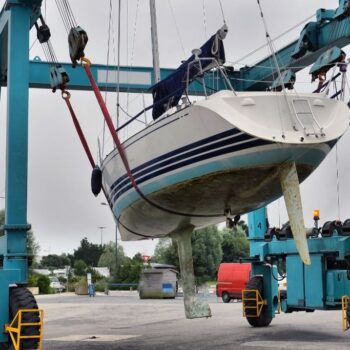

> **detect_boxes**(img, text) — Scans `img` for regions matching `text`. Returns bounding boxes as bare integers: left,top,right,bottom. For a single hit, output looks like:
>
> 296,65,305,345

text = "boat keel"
172,226,212,319
279,161,311,265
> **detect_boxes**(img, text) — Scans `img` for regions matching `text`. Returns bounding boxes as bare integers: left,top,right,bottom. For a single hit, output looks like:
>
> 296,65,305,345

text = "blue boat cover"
151,28,227,120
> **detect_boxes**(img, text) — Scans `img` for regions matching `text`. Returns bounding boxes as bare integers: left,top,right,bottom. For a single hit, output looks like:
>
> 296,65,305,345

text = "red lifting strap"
81,60,140,191
81,60,153,204
62,90,96,169
81,58,222,218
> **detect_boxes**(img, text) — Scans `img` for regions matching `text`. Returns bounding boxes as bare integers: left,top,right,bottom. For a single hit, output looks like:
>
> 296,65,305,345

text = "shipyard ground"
39,291,348,350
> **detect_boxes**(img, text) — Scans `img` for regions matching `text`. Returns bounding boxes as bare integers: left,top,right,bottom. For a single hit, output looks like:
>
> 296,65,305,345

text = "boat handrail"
116,85,185,132
116,57,236,133
185,56,236,98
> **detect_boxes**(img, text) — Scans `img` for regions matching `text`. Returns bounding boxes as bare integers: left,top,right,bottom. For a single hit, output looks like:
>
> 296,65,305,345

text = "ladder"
291,98,325,137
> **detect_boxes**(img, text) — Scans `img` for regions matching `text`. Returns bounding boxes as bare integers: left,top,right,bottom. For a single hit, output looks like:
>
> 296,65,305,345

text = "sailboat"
101,29,349,242
93,2,350,318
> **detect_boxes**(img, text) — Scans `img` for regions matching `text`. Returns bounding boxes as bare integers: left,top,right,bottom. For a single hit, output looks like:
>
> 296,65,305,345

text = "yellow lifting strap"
341,295,350,332
242,289,267,318
5,309,44,350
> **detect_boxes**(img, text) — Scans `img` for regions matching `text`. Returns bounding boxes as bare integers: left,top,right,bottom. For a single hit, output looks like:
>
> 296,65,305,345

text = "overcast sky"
0,0,348,257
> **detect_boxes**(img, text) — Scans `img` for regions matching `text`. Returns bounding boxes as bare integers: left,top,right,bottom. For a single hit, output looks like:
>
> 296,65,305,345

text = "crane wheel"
245,276,272,327
9,287,40,349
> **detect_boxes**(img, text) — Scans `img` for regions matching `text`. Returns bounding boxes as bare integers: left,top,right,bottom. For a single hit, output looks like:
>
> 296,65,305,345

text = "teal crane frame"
1,0,350,342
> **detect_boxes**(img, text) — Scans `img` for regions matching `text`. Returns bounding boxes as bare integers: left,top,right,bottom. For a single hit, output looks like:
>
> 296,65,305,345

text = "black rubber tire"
9,287,40,350
245,276,272,327
347,301,350,324
222,292,231,303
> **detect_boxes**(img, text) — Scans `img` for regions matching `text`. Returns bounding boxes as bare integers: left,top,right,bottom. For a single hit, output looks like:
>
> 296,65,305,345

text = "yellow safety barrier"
242,289,266,318
341,295,349,332
5,309,44,350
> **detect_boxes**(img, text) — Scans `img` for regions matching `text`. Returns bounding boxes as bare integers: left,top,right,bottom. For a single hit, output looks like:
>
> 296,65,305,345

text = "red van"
216,263,251,303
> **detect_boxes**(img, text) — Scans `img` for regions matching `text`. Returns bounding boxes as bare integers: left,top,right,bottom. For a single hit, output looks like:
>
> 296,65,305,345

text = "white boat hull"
101,91,349,241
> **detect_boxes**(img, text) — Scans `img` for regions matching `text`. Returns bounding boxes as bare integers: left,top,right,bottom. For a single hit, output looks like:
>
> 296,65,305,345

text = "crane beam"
25,59,209,95
233,1,350,91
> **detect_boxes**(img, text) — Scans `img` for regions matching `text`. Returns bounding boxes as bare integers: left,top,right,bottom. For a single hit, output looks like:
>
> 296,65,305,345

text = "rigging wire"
231,13,314,66
218,0,226,24
167,0,186,59
335,143,341,220
116,0,122,129
29,39,38,52
130,0,140,75
102,0,114,159
202,0,208,40
125,0,129,126
118,104,147,125
125,0,140,138
256,0,285,91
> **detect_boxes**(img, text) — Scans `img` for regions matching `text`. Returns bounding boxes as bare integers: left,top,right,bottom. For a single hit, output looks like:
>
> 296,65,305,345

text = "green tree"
74,259,87,276
40,254,71,269
153,225,223,284
37,275,51,294
98,242,126,274
27,231,40,261
220,225,249,262
153,238,179,268
132,252,143,264
74,238,104,267
0,210,4,228
192,226,223,283
112,256,143,285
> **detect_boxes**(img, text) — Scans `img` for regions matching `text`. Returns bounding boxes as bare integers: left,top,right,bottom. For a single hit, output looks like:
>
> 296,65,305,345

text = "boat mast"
150,0,161,83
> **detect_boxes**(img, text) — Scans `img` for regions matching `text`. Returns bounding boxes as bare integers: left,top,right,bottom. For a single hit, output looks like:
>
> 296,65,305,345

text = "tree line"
37,224,249,285
153,224,249,284
1,209,250,286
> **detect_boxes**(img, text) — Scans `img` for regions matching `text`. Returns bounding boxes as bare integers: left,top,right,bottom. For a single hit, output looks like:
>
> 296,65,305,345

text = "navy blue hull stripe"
112,132,251,196
111,138,271,206
109,127,243,193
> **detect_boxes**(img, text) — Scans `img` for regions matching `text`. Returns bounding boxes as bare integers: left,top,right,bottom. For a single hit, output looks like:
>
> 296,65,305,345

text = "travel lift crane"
1,0,350,347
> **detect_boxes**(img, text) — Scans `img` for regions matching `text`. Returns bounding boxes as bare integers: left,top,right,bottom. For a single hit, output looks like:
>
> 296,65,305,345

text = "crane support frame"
1,0,350,341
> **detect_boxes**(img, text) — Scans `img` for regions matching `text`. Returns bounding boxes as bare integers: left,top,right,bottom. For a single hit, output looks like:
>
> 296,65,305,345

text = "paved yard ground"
36,291,349,350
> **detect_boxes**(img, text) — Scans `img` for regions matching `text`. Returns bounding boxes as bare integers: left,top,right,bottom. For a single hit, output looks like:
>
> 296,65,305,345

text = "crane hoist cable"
34,14,69,92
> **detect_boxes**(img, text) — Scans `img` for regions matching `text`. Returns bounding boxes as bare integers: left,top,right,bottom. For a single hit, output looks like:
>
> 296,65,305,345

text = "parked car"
216,263,251,303
49,276,65,293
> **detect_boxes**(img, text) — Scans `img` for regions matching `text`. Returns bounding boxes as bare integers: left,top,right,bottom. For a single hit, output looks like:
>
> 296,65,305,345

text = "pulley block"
50,65,70,93
68,26,88,68
34,15,51,44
